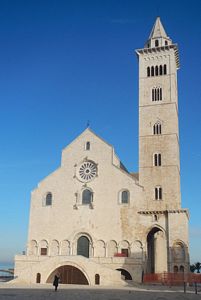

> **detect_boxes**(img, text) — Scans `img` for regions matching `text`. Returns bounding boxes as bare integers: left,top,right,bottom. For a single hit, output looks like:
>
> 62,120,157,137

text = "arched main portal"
47,265,89,285
116,268,132,280
147,227,167,273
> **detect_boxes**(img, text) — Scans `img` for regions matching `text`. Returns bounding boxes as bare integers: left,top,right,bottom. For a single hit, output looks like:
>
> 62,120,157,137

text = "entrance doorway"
47,265,89,285
147,227,167,273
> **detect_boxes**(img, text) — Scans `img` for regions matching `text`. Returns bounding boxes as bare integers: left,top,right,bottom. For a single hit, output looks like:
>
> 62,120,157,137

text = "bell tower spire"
145,17,172,49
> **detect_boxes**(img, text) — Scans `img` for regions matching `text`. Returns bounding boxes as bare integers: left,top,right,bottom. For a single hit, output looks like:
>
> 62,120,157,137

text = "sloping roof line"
63,127,129,173
149,17,168,39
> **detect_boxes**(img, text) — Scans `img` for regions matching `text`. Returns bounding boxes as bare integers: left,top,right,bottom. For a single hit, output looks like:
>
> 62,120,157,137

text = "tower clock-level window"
152,87,162,101
46,192,52,206
164,64,167,75
155,186,162,200
147,67,150,77
151,66,154,76
153,122,162,135
155,65,159,76
82,189,93,205
149,65,167,77
154,153,161,166
159,65,163,75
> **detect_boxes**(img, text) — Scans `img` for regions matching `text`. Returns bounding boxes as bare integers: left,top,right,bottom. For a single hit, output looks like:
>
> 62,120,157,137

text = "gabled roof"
63,127,130,173
149,17,168,39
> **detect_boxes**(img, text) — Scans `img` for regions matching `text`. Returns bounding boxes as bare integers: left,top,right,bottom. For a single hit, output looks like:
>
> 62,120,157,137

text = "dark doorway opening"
36,273,41,283
47,265,89,285
147,227,163,273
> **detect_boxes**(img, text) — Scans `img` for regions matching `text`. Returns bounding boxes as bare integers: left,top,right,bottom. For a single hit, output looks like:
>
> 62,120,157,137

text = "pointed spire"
144,17,172,49
149,17,168,39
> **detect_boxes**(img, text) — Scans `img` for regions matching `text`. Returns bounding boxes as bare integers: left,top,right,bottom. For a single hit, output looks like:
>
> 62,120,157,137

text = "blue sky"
0,0,201,265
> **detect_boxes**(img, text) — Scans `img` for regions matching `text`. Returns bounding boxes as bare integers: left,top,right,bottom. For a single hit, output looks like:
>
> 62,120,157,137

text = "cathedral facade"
14,17,190,286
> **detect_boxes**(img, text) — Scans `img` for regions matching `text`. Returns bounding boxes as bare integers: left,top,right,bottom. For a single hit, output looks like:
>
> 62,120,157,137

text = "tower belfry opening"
145,17,172,48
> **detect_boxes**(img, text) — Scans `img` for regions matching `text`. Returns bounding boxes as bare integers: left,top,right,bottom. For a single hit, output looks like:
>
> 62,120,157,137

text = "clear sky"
0,0,201,265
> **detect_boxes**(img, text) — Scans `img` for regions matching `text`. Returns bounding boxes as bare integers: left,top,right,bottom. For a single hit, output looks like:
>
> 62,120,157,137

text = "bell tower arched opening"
147,227,167,273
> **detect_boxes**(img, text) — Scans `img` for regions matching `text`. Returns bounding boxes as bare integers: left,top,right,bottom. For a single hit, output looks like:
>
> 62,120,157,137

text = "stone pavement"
0,283,199,300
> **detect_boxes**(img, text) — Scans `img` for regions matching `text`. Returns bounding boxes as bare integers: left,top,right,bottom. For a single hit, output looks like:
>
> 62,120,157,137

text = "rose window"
78,161,97,182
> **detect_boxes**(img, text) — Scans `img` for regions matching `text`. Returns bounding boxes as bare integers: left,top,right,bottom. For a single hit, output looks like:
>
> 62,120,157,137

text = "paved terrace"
0,283,200,300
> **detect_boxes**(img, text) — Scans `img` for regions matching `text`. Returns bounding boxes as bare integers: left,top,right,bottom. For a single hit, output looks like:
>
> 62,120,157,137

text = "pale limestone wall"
15,18,190,285
28,130,143,249
14,255,127,286
139,104,179,137
138,43,181,211
154,231,167,273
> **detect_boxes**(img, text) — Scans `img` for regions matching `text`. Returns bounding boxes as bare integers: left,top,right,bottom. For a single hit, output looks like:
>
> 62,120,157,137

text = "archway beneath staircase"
46,265,89,285
116,268,132,280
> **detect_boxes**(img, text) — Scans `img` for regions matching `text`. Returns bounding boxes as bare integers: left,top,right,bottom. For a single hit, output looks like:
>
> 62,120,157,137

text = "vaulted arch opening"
116,268,132,280
46,265,89,285
147,227,167,273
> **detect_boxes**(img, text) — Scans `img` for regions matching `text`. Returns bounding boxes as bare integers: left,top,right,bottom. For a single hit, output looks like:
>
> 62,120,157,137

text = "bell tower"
136,17,181,210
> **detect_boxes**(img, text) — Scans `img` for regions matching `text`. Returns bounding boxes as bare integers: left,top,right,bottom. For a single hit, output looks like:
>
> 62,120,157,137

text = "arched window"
147,67,150,77
153,122,162,135
151,66,154,76
157,88,160,100
50,240,59,256
153,153,161,166
86,141,90,150
173,242,185,261
40,240,48,255
46,193,52,206
36,273,41,283
152,88,155,101
155,39,159,47
29,240,38,256
155,65,158,76
77,236,90,258
164,64,167,75
165,40,168,46
159,65,163,75
152,87,162,101
82,189,93,205
159,87,162,100
121,190,129,204
155,186,162,200
95,274,100,285
154,214,158,221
